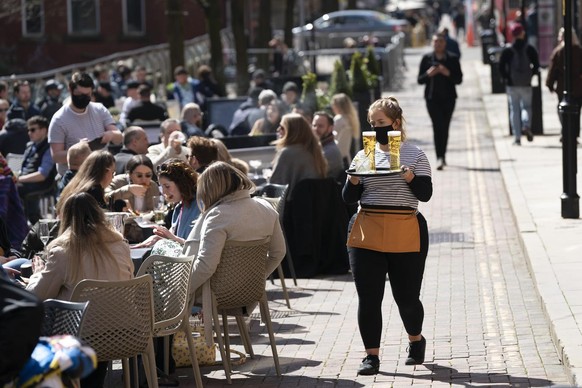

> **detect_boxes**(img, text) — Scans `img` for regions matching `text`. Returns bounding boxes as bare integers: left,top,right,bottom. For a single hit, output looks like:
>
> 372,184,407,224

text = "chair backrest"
136,255,195,336
41,299,89,337
6,153,24,174
210,238,270,310
70,275,154,362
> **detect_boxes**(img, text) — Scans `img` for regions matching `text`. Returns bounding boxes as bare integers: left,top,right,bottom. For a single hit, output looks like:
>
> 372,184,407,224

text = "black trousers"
348,212,429,349
426,99,456,159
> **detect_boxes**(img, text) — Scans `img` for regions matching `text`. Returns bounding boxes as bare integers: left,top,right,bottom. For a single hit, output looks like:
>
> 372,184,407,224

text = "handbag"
347,208,420,253
172,318,217,367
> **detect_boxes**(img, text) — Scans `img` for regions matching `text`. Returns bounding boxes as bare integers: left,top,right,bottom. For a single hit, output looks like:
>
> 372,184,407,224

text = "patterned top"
349,142,431,209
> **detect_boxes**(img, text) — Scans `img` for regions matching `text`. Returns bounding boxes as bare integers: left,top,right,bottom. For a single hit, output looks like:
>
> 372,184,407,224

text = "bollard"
487,46,505,94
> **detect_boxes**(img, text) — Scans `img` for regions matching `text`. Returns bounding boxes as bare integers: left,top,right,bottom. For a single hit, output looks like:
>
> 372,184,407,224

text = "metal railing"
0,29,235,103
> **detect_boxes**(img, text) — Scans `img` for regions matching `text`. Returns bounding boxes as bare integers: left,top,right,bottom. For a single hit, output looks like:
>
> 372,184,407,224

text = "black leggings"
426,99,456,159
348,213,429,349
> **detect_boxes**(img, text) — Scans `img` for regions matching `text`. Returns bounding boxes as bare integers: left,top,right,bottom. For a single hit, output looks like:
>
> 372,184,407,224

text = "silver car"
292,10,410,49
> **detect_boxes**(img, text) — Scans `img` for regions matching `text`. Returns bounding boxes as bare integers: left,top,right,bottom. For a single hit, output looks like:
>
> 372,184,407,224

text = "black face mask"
71,93,91,109
373,124,393,145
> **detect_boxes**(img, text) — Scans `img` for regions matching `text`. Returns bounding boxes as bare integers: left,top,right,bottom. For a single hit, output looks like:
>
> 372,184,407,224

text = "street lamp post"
560,0,580,219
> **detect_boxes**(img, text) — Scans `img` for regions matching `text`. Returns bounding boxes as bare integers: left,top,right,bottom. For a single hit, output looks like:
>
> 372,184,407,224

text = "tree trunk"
199,0,226,96
256,0,272,73
320,0,338,14
284,0,296,48
166,0,185,76
231,0,249,95
346,0,357,9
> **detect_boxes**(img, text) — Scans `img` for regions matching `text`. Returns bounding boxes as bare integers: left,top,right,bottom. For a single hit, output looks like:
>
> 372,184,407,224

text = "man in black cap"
37,80,63,121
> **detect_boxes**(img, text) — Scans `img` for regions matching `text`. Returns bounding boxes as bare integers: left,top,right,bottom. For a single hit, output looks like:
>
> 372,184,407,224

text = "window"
67,0,100,35
22,0,44,36
123,0,145,35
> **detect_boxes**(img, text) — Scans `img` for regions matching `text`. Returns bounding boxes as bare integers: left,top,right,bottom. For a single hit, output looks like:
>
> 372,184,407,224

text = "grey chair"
136,254,203,388
207,238,281,383
41,299,89,337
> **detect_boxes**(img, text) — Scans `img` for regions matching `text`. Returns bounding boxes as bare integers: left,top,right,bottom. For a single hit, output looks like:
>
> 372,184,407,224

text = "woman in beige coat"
27,192,133,301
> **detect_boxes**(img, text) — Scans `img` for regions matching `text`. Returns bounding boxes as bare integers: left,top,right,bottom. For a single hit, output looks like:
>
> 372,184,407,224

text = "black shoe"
357,354,380,375
523,127,534,142
405,336,426,365
156,368,179,387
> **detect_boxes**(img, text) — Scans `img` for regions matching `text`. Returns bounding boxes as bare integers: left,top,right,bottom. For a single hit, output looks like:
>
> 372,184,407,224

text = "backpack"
510,45,533,86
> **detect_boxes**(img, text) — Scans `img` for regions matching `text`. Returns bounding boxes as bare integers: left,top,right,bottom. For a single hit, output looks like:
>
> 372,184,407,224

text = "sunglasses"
132,172,153,179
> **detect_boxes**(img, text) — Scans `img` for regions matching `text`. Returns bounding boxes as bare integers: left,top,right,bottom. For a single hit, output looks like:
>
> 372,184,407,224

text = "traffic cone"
466,21,474,46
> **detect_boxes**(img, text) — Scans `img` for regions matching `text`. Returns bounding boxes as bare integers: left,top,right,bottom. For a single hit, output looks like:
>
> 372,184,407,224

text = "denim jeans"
507,86,532,142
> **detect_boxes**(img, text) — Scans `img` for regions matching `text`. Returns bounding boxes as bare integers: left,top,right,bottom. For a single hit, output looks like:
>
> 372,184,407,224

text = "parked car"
292,10,410,49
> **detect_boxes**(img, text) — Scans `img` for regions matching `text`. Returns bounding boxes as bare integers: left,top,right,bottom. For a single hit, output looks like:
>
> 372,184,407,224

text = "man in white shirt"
48,72,122,175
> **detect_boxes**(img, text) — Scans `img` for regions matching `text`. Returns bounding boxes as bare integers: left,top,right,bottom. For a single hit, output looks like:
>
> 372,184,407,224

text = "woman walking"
343,96,433,375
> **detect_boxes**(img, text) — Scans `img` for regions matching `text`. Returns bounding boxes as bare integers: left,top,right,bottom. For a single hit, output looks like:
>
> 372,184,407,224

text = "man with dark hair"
186,136,218,173
312,111,344,179
114,126,149,174
48,72,122,174
0,118,28,156
7,81,41,121
16,115,56,224
127,84,168,124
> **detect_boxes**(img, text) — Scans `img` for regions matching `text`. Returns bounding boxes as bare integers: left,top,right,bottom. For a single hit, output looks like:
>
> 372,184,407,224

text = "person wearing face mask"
343,97,433,376
417,31,463,170
48,72,123,175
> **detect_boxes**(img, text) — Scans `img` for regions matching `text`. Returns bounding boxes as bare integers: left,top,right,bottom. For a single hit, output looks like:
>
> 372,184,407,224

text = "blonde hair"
210,138,232,162
196,161,255,212
67,141,91,170
331,93,360,139
274,113,327,178
367,96,407,141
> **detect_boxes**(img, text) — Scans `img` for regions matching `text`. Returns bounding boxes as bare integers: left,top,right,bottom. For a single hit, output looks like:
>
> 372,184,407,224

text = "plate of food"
346,167,402,177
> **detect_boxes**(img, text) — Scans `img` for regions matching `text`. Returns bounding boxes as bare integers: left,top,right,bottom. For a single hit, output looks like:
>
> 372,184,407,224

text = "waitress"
343,96,433,375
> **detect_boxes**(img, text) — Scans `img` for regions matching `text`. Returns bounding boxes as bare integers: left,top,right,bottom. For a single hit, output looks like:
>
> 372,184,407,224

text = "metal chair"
41,299,89,337
208,238,281,383
70,275,159,388
137,254,203,388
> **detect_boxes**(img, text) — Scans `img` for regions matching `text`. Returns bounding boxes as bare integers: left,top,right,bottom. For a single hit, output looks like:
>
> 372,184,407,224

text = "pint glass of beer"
362,131,376,172
388,130,401,170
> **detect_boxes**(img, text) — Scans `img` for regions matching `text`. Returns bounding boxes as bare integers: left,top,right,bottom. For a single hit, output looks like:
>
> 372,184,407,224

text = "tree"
197,0,226,96
320,0,339,14
284,0,296,48
346,0,357,9
231,0,249,95
166,0,185,78
255,0,272,72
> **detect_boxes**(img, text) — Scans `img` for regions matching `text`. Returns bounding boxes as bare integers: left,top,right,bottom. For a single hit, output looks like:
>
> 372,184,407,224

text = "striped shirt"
349,142,431,208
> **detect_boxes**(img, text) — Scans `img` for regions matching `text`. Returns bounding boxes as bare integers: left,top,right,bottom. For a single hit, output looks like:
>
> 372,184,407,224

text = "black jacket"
417,51,463,100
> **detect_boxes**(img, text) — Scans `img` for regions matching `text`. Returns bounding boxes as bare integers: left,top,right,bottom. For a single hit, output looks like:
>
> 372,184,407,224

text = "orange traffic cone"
466,21,475,46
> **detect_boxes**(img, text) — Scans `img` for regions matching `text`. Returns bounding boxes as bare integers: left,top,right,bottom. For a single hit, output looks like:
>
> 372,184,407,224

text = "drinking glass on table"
39,219,51,248
249,160,262,179
152,195,166,225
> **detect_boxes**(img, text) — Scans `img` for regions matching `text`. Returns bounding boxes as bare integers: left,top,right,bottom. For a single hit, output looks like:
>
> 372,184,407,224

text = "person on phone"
417,31,463,170
343,96,432,375
134,159,199,248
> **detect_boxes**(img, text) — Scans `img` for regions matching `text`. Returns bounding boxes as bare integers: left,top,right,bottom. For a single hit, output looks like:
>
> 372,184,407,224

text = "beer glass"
362,131,376,172
388,130,401,170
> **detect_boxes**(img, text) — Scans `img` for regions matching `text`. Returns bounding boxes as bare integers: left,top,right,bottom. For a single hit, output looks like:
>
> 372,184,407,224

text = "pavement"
107,44,582,387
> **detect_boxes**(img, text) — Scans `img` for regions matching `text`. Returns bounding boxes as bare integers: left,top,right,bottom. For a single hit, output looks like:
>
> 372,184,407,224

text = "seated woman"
57,150,117,214
26,192,133,388
26,192,133,300
135,159,199,247
270,113,327,198
183,161,286,294
249,100,282,135
105,154,160,213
